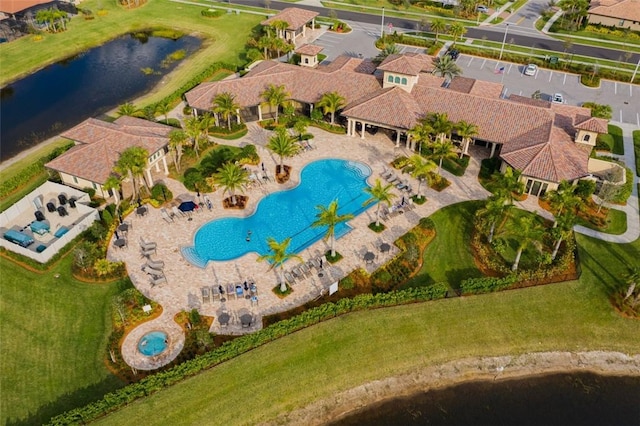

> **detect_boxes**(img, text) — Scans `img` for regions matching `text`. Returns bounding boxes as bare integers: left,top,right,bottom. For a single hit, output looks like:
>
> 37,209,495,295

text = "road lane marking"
507,64,513,74
620,110,623,122
516,16,525,25
480,59,486,69
630,85,633,97
563,74,566,85
614,82,617,95
548,71,553,82
467,57,474,67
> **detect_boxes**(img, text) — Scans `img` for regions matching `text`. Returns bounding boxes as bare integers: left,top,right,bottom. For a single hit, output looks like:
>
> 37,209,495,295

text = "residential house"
587,0,640,31
261,7,319,45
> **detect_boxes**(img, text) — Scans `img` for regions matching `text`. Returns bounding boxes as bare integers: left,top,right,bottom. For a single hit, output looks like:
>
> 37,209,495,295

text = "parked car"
446,48,460,60
477,5,489,12
552,93,564,104
524,64,537,76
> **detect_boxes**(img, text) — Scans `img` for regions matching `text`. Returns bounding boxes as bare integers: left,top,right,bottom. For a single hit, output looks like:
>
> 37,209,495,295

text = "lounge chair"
150,275,167,287
381,169,393,180
160,208,174,223
310,257,321,270
396,180,409,190
385,173,398,183
146,259,164,269
211,286,220,301
291,266,304,280
140,247,156,257
226,283,235,299
300,263,312,277
284,271,295,284
172,206,185,218
201,287,210,303
139,237,157,251
235,285,244,299
143,265,164,278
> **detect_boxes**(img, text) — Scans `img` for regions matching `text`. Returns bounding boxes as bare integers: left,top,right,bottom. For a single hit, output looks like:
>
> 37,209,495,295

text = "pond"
0,32,201,162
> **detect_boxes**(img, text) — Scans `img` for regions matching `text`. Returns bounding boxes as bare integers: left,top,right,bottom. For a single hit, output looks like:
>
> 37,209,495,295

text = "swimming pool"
181,159,372,267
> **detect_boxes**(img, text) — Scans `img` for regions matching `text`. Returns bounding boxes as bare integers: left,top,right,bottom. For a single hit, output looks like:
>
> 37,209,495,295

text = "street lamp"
632,58,640,84
381,7,385,39
498,23,509,62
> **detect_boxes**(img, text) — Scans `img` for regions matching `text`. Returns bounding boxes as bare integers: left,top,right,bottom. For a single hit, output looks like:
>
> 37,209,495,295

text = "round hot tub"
137,331,168,357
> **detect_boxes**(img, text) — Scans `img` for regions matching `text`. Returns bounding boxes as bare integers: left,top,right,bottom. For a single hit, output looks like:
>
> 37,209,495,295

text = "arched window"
394,76,400,83
583,134,591,142
388,75,394,83
401,77,407,85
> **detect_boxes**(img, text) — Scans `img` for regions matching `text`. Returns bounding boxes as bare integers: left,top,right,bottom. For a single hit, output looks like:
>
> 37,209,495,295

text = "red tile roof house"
45,116,174,203
261,7,319,46
185,52,610,196
587,0,640,31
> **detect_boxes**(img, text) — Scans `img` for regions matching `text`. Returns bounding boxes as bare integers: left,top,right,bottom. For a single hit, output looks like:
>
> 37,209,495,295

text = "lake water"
0,33,201,162
330,372,640,425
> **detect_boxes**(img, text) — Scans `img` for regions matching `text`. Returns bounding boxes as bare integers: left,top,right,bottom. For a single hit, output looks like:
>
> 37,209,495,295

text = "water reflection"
0,33,201,162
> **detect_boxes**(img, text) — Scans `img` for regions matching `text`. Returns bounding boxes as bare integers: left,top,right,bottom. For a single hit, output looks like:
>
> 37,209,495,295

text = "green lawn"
576,208,628,235
0,0,261,106
608,125,625,155
402,202,483,289
93,225,640,425
0,255,125,425
633,130,640,177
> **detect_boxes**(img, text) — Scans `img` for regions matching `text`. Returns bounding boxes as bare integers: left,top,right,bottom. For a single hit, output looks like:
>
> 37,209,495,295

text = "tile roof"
295,44,324,55
261,7,319,30
448,76,504,98
0,0,51,14
46,117,172,184
377,53,434,75
575,116,609,133
185,58,381,110
588,0,640,21
342,87,424,129
508,94,552,108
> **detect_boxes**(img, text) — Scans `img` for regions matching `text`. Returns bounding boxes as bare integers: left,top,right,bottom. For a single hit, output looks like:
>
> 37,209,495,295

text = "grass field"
92,219,640,425
0,0,261,106
0,255,125,425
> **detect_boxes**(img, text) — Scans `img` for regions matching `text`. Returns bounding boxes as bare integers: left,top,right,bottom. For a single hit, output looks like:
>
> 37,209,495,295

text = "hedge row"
0,142,74,198
460,275,518,294
48,285,447,425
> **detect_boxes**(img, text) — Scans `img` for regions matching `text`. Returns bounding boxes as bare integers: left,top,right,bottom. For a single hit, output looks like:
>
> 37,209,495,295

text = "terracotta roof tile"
377,53,434,75
588,0,640,21
261,7,319,30
343,87,423,129
575,116,609,133
448,76,504,98
508,94,551,108
295,44,324,55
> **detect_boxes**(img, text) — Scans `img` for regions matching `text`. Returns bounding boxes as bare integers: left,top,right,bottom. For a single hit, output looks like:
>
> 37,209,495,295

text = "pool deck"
112,124,492,370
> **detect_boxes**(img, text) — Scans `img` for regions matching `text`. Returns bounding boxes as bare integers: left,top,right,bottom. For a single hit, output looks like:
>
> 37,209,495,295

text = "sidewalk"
574,121,639,244
480,2,513,26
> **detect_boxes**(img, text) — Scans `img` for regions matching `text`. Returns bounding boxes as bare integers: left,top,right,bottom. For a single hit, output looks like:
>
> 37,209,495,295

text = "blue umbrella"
178,201,197,212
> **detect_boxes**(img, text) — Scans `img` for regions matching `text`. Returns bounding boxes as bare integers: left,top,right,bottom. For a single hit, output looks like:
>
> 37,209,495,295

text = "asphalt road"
235,0,640,63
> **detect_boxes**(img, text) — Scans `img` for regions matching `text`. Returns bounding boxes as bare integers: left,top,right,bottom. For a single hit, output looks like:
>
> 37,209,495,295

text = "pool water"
182,159,372,266
137,331,168,357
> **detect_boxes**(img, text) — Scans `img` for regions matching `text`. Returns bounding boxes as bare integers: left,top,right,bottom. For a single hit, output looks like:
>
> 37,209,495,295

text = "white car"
552,93,564,104
524,64,537,76
477,5,489,12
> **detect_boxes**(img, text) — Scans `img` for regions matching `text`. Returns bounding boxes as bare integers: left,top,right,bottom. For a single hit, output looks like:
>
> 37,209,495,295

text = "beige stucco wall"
587,14,640,31
587,158,626,184
575,129,597,147
59,172,111,199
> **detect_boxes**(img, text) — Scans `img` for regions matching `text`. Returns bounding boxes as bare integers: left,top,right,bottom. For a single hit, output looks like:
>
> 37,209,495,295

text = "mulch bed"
276,165,291,184
222,195,248,209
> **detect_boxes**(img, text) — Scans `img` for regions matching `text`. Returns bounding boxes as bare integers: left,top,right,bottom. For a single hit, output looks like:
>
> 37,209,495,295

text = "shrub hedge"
48,285,448,425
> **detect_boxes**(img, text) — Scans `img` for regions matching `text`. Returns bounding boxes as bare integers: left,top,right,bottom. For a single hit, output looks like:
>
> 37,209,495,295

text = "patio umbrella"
240,313,253,327
178,201,197,212
218,313,230,325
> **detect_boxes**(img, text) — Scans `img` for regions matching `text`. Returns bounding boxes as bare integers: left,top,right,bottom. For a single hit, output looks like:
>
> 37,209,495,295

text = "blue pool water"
182,159,372,267
137,331,168,357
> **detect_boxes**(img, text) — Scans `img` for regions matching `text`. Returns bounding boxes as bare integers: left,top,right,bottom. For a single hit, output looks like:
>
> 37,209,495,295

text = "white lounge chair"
150,275,166,287
160,208,174,223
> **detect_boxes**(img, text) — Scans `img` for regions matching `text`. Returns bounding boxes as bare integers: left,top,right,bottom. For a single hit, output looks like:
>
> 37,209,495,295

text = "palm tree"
103,174,123,207
266,127,300,177
494,166,525,205
168,129,188,172
257,237,302,293
501,214,545,271
257,35,275,59
292,119,308,140
117,102,140,117
261,84,289,123
155,101,171,123
475,194,508,243
363,178,397,226
316,91,346,125
212,92,240,129
213,162,249,206
270,19,289,39
114,146,149,200
406,154,437,198
312,200,354,257
544,180,580,227
429,140,458,175
409,120,434,154
550,211,575,260
374,43,400,63
622,267,640,309
455,120,478,156
448,22,467,46
432,55,462,81
430,18,446,42
427,112,454,143
184,116,202,158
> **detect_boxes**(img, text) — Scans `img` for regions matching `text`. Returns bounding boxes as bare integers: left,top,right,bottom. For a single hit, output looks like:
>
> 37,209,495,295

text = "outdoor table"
114,238,127,249
136,206,147,217
118,223,129,233
218,313,230,326
364,252,375,263
380,243,391,253
240,314,253,327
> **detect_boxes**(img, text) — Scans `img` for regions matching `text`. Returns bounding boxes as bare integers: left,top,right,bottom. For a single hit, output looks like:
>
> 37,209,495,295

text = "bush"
201,9,223,17
238,144,259,165
418,217,435,230
150,183,173,203
183,168,204,191
100,209,113,227
460,275,518,294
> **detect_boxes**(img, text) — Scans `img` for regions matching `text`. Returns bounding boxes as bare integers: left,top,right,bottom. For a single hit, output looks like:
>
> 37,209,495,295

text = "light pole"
632,58,640,84
381,7,385,39
498,24,509,62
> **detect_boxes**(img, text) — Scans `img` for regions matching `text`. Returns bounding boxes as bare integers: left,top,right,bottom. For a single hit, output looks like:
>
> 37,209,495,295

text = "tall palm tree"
155,101,171,123
544,180,580,227
494,166,525,205
374,43,400,63
184,116,202,158
257,237,302,293
213,162,249,206
212,92,241,129
266,127,300,175
261,84,289,123
103,174,123,207
432,55,462,82
316,91,346,125
455,120,478,156
408,120,434,154
168,129,188,172
475,194,508,243
406,154,437,198
257,35,275,59
427,112,454,143
114,146,149,200
116,102,140,117
500,214,545,271
430,18,446,42
363,178,397,226
270,19,289,39
312,200,354,257
448,22,467,46
429,140,458,175
550,211,575,260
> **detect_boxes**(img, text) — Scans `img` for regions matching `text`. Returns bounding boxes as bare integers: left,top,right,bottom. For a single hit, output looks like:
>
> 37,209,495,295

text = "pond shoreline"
268,351,640,425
